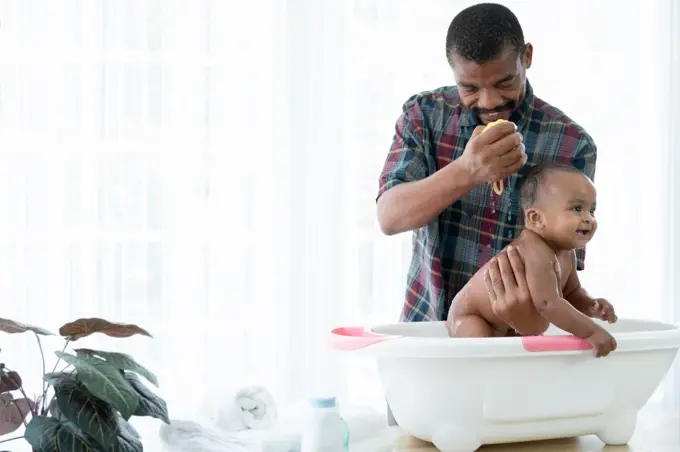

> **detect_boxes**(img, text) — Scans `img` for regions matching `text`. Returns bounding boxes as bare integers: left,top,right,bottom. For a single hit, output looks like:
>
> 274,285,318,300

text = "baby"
446,163,618,357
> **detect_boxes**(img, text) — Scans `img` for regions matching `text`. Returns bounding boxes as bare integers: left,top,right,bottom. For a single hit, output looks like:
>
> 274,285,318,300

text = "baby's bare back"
447,232,570,337
447,240,526,336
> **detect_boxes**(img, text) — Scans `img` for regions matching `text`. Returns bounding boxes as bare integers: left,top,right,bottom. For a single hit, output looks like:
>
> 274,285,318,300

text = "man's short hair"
519,163,587,211
445,3,525,65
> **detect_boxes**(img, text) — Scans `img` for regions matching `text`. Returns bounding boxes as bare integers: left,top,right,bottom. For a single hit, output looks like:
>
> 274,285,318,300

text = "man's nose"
477,89,504,111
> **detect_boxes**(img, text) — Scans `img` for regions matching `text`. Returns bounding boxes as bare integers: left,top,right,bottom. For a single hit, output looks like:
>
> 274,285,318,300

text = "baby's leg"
448,314,495,337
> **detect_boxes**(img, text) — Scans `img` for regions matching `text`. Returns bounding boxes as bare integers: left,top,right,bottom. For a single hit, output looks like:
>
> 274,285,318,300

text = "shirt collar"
458,80,535,129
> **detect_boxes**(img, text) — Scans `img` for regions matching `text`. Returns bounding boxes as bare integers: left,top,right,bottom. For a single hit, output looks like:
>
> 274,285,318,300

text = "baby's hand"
586,327,617,357
588,298,617,323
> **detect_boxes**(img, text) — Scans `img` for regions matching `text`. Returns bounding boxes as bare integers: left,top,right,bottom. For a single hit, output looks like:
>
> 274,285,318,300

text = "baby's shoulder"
516,230,555,266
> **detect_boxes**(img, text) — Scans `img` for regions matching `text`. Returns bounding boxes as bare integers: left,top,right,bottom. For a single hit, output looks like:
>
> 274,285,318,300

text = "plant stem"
40,339,71,415
34,333,46,412
50,339,71,374
0,435,23,444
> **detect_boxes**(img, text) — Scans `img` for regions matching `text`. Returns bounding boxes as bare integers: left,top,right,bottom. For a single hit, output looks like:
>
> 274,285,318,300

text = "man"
376,3,597,333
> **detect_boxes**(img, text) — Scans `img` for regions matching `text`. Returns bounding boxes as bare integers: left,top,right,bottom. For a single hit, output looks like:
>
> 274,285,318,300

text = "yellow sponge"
484,119,510,195
485,118,508,129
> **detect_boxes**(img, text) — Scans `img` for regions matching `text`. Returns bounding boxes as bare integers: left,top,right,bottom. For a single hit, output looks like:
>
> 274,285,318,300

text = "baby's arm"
563,251,617,322
562,251,597,314
523,242,600,339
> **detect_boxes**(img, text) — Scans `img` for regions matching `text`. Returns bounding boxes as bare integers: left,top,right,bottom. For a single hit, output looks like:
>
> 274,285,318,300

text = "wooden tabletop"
391,404,679,451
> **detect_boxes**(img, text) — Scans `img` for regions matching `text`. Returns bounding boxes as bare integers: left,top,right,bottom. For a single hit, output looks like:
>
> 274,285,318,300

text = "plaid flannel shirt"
377,81,597,322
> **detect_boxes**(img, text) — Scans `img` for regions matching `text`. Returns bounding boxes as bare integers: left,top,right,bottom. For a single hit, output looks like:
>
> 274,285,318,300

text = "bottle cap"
309,396,336,408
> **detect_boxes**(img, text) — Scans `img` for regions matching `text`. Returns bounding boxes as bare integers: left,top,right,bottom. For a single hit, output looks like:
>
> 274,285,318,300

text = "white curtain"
0,0,678,449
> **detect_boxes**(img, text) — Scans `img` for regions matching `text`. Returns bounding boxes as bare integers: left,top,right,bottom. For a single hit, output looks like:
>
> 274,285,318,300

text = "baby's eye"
590,208,596,216
572,206,582,212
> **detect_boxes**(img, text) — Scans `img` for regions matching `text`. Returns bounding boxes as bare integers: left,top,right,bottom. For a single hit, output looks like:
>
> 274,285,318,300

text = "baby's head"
519,163,597,250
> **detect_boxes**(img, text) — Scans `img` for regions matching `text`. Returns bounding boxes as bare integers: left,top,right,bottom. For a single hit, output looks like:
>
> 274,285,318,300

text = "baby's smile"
576,228,592,237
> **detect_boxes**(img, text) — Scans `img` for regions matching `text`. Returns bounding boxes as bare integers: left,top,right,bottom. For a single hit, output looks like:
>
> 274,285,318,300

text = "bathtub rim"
329,318,680,359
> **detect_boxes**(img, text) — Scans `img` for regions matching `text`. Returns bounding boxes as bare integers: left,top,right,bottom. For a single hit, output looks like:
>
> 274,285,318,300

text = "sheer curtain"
0,0,678,449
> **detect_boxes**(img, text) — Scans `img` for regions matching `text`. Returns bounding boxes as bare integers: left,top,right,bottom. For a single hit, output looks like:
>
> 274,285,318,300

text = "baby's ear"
525,208,543,228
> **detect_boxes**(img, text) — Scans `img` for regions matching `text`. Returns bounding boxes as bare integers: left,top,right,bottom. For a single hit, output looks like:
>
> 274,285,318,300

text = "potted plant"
0,317,170,451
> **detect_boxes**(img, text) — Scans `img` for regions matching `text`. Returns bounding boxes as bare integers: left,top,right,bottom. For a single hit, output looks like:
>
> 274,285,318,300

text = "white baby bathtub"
329,318,680,452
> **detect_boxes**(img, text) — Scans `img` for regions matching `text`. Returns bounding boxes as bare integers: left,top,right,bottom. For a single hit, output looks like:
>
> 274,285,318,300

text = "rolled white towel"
158,420,260,452
209,385,278,432
159,402,388,452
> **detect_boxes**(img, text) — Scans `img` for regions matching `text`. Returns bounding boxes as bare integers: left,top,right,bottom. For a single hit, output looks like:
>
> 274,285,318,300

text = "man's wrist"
441,158,479,194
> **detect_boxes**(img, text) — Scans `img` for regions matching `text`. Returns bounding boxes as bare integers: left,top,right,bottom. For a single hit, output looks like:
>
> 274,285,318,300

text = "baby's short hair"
519,163,586,211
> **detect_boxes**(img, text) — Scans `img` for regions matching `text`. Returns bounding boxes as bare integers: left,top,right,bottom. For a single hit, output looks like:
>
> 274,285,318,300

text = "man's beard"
471,99,518,117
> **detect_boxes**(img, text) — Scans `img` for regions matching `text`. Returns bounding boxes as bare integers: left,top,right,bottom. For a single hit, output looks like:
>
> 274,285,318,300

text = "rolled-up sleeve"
572,136,597,271
376,98,429,200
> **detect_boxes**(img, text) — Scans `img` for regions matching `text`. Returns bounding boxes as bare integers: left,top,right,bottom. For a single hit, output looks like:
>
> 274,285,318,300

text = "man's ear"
525,207,543,228
523,43,533,69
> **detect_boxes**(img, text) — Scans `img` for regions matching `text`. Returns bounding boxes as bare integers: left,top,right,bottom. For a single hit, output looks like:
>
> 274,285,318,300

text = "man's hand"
484,245,546,336
460,121,528,187
587,298,618,323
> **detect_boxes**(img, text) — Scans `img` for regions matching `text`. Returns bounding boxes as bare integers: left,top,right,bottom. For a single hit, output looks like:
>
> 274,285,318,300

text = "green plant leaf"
25,415,61,451
26,415,103,452
56,421,101,451
48,398,68,422
117,413,141,438
55,352,140,420
111,415,143,452
75,349,159,387
55,377,120,448
0,318,54,335
44,371,76,387
124,371,170,424
59,318,152,341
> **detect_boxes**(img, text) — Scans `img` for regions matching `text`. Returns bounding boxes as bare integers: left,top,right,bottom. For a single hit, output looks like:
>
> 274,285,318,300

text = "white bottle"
300,396,349,452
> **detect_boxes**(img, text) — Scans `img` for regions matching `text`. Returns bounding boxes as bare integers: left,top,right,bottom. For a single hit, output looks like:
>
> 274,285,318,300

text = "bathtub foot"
596,411,637,445
431,427,481,452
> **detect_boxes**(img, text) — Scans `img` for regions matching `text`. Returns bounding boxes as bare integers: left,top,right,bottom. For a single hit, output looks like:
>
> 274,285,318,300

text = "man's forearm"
535,296,599,338
377,160,477,235
564,287,596,315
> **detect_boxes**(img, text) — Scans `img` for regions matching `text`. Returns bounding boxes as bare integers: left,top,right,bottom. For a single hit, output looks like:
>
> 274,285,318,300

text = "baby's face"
538,172,598,249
